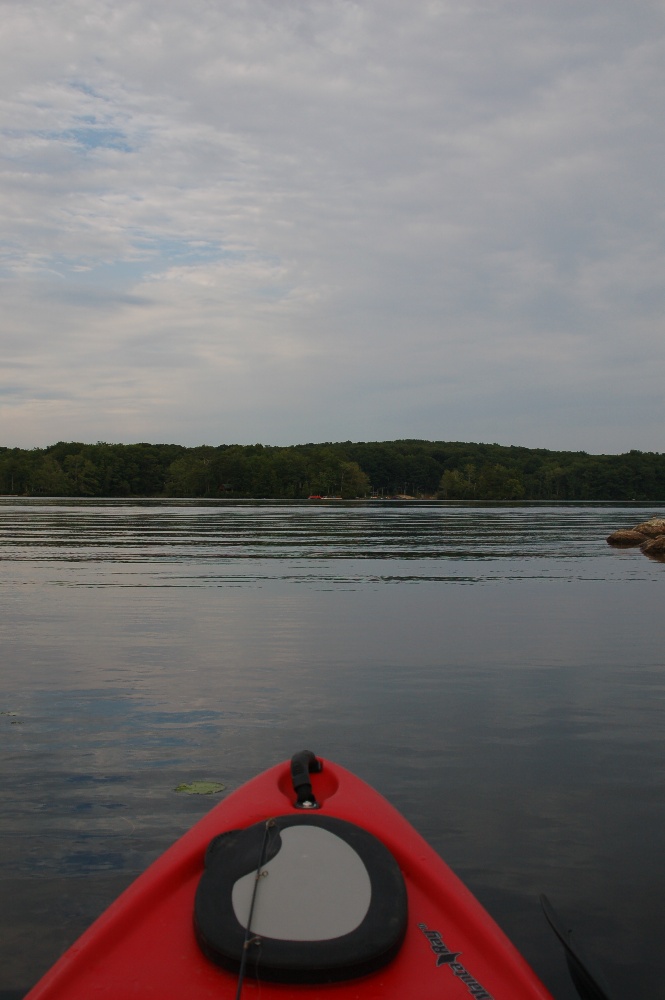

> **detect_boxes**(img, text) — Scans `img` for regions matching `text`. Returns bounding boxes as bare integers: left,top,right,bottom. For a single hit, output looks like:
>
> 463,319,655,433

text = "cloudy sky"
2,0,664,453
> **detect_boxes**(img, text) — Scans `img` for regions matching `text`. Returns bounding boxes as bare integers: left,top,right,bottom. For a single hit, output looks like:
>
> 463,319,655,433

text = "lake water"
1,500,664,998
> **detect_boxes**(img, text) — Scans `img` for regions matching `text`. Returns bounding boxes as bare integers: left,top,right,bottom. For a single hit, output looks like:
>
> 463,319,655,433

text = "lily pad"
174,780,225,795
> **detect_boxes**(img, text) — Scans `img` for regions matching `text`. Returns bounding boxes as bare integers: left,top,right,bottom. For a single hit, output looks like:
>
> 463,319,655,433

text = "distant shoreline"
1,439,664,502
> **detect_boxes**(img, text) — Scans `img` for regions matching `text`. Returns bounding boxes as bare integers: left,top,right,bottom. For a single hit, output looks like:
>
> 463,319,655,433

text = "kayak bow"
26,752,562,999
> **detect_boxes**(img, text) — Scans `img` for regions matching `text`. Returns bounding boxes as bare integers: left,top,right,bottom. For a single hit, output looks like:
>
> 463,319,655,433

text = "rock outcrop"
640,535,665,561
607,517,665,557
606,529,647,546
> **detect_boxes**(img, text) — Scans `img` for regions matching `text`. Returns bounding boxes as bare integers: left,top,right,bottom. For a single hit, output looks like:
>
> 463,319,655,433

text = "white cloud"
1,0,665,451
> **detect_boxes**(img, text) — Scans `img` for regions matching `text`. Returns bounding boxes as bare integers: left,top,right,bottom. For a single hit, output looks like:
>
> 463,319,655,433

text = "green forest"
1,439,665,501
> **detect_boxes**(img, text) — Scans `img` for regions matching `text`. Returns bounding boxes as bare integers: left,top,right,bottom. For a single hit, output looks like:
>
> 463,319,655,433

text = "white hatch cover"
231,824,372,940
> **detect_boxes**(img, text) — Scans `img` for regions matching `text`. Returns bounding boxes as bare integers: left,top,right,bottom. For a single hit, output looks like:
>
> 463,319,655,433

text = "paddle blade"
540,895,614,1000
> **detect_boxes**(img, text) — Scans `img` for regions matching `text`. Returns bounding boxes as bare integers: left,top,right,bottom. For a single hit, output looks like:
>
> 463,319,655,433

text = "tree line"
1,439,664,501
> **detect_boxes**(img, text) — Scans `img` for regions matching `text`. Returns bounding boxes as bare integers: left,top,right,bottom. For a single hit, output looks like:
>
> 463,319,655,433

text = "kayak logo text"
418,923,495,1000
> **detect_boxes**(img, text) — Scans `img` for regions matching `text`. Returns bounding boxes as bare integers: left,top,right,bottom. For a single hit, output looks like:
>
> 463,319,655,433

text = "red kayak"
26,752,556,999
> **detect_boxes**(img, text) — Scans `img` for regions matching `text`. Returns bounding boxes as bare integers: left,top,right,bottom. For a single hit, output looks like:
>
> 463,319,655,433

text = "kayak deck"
25,755,554,999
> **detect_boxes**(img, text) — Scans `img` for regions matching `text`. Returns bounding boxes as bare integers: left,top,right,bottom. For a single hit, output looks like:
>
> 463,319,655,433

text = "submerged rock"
606,529,646,547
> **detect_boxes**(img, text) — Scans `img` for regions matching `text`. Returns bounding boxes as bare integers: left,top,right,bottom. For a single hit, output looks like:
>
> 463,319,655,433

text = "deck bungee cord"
234,817,276,1000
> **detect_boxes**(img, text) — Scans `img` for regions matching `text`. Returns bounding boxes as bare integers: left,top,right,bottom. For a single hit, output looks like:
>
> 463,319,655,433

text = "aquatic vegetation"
174,781,225,795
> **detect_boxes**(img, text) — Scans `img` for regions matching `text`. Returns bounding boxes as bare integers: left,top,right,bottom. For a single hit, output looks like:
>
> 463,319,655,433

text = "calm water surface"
1,501,664,997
